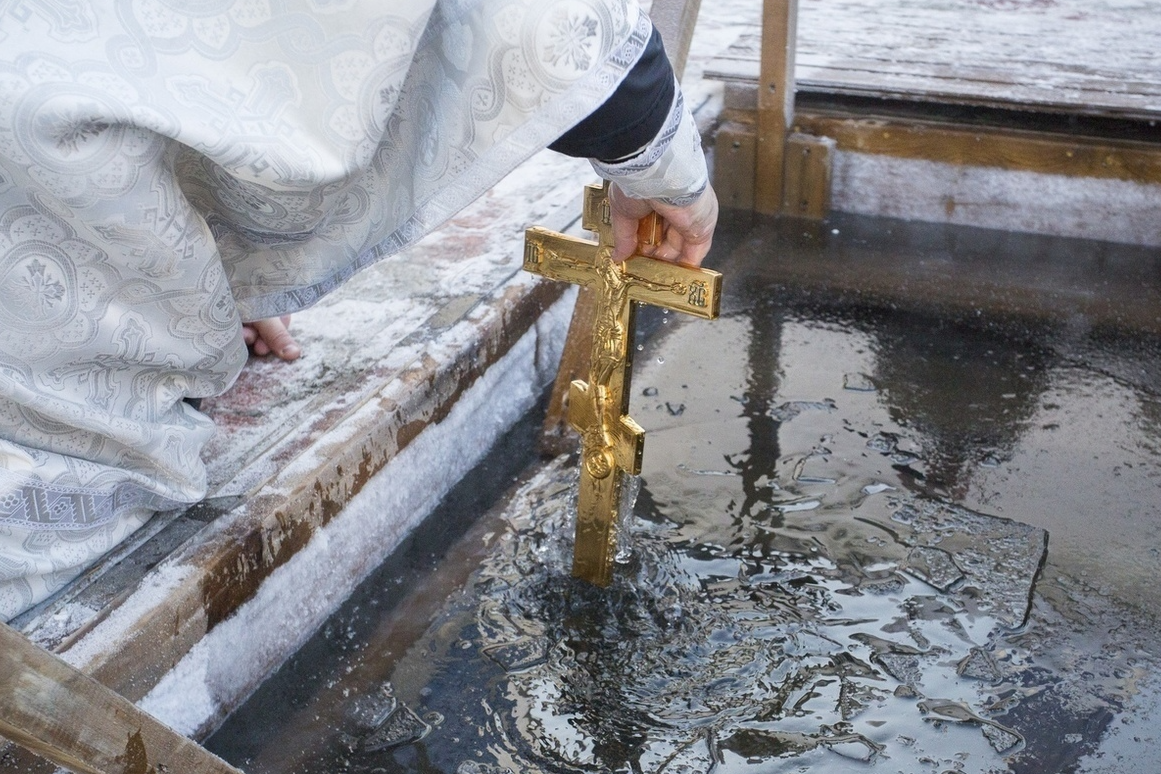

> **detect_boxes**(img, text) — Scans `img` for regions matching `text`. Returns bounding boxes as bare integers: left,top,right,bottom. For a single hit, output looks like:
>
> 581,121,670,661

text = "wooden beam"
648,0,702,81
793,112,1161,185
0,623,243,774
754,0,797,214
712,120,758,210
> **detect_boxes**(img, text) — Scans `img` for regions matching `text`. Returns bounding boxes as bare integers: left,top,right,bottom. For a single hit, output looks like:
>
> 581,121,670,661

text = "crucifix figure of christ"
524,181,722,586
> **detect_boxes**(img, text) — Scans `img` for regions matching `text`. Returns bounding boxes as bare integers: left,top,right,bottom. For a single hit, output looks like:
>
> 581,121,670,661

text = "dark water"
208,213,1161,773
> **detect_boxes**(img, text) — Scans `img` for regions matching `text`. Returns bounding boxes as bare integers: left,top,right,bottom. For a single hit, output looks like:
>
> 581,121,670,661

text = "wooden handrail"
0,623,243,774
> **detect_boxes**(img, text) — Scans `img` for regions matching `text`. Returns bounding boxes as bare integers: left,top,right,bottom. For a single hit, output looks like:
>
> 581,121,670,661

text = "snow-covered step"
6,148,592,749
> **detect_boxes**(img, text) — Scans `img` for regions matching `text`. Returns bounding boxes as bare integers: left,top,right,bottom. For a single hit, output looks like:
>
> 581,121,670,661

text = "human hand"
242,315,301,360
608,182,718,267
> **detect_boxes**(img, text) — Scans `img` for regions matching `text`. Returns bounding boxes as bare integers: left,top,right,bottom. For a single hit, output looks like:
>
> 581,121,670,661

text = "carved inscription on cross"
523,182,722,586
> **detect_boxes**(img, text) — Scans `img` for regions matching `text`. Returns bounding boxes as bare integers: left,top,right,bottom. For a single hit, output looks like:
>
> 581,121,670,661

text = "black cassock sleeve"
548,26,676,164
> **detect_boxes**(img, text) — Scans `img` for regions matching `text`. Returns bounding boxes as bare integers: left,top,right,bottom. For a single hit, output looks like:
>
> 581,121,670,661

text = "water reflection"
870,311,1051,500
730,302,784,525
459,458,1041,774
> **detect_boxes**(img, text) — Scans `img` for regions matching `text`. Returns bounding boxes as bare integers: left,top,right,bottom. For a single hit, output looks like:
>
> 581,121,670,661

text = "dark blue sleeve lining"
548,26,676,163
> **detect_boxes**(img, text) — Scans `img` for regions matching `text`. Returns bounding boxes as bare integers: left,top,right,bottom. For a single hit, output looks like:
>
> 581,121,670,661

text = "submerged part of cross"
523,182,722,586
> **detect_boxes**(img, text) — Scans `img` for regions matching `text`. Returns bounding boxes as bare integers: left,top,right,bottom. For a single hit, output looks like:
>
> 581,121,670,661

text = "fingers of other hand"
245,315,301,361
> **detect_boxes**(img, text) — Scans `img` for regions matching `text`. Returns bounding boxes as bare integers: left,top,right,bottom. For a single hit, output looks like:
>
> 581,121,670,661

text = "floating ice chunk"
457,762,515,774
769,398,837,422
345,682,397,731
862,481,895,495
774,498,822,513
905,545,966,592
482,637,549,672
359,703,431,752
826,736,881,762
843,372,876,392
957,646,1002,683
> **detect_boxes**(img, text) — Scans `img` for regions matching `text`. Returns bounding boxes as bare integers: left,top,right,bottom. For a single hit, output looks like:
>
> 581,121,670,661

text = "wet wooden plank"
782,132,835,218
713,111,1161,243
707,0,1161,121
713,121,758,210
793,112,1161,185
0,624,242,774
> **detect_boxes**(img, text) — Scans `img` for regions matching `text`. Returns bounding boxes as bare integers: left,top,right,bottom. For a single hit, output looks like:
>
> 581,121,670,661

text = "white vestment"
0,0,651,620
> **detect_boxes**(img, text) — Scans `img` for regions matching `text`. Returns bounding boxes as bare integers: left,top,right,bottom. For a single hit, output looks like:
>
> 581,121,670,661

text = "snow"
60,563,197,671
708,0,1161,119
832,152,1161,248
137,293,574,737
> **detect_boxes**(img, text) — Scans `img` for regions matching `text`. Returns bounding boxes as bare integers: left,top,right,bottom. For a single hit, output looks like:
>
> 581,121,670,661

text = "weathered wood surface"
714,108,1161,242
0,623,242,774
646,0,703,81
707,0,1161,121
793,112,1161,185
782,132,835,218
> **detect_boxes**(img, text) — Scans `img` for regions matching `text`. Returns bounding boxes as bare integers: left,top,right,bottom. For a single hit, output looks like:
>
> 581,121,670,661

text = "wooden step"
2,150,597,771
706,0,1161,123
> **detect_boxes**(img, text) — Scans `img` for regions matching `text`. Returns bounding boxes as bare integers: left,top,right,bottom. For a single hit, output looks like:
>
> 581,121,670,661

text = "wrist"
590,85,708,206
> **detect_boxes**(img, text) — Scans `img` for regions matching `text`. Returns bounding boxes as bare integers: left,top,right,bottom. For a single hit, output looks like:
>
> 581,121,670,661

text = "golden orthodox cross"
523,182,722,586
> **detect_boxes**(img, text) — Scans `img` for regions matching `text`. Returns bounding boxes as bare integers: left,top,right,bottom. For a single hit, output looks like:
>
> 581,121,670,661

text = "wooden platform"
707,0,1161,124
705,0,1161,246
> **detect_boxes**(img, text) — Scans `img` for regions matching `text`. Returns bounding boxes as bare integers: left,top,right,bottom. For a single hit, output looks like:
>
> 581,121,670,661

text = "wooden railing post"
755,0,798,215
648,0,703,80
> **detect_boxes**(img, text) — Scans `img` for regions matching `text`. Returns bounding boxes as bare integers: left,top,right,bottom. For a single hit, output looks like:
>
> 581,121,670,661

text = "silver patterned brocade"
0,0,651,619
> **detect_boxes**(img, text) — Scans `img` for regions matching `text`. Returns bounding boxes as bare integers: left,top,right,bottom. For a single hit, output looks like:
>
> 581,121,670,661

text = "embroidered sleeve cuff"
589,86,708,207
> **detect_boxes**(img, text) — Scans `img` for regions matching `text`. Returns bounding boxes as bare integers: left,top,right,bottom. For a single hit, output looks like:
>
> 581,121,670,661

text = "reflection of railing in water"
730,292,785,526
